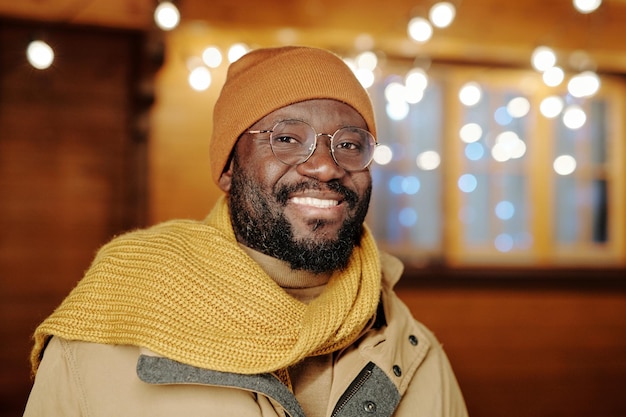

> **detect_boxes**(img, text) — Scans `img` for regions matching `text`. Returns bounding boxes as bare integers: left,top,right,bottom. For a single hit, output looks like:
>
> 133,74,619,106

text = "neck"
240,244,331,303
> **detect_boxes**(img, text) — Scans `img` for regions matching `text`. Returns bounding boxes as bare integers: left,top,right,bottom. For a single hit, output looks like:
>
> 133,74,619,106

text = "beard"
227,155,371,274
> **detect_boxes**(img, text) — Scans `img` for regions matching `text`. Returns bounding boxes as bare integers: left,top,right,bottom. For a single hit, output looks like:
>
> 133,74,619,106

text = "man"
24,46,468,417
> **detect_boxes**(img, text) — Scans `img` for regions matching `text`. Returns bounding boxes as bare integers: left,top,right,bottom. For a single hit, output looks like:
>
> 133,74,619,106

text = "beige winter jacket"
23,253,468,417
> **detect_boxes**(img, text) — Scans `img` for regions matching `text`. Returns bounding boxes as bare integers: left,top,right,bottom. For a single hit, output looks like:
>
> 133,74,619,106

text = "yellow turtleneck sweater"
241,245,332,417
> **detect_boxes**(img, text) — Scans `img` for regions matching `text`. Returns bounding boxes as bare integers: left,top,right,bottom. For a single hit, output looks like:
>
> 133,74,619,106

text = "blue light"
494,106,512,126
401,176,421,194
399,207,418,227
458,174,478,193
495,200,515,220
495,233,514,252
389,175,404,194
465,142,485,161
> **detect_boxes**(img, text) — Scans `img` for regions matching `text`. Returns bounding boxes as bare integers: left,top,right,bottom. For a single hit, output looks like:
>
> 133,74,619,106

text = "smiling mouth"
290,196,339,208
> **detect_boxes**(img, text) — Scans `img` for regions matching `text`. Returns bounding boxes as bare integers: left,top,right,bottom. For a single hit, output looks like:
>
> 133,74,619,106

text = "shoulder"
28,338,273,417
379,250,404,289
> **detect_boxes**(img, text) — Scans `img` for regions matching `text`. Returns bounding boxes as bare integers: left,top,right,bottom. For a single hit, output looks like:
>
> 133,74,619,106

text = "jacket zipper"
330,362,376,417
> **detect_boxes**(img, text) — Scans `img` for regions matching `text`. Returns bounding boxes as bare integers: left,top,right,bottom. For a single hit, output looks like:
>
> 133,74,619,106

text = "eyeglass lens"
269,120,376,171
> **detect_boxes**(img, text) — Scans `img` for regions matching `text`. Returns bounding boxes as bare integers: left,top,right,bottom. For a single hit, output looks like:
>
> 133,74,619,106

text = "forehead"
255,99,368,129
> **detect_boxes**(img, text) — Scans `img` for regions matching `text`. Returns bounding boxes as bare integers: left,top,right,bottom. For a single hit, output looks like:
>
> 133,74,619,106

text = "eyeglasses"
247,119,378,172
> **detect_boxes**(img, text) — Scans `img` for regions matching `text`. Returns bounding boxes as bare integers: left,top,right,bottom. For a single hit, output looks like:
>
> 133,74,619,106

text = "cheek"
234,141,288,186
242,158,293,195
351,172,372,196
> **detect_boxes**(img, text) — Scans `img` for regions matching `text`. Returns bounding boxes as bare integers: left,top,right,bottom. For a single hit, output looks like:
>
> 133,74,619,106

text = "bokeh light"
553,154,577,175
373,144,393,165
458,174,478,193
459,82,482,106
154,1,180,31
531,46,556,72
540,96,564,118
429,2,456,28
459,123,483,143
26,40,54,70
416,150,441,170
408,17,433,43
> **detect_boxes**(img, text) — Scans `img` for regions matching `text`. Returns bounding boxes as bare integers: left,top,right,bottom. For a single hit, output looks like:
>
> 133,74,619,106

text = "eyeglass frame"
246,119,378,172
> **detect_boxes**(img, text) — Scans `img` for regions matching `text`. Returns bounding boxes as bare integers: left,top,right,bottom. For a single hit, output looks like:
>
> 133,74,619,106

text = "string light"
188,66,211,91
540,96,565,118
573,0,602,13
554,155,577,175
26,40,54,70
458,82,482,106
568,71,601,97
562,105,587,129
429,2,456,28
351,51,378,89
407,17,433,43
531,46,556,72
202,46,222,68
227,43,249,63
373,145,393,165
154,1,180,31
542,66,565,87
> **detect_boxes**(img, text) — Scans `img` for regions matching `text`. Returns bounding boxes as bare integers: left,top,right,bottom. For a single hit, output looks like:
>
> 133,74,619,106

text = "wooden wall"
1,19,625,417
0,20,148,416
397,271,626,417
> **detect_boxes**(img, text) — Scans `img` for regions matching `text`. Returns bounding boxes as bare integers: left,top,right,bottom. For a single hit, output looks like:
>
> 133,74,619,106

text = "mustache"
274,180,359,209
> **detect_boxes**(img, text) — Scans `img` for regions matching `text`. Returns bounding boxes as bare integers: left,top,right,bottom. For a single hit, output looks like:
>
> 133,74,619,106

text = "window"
367,65,625,267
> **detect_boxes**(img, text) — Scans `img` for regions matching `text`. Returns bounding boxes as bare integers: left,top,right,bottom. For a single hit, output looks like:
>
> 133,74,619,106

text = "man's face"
218,99,373,273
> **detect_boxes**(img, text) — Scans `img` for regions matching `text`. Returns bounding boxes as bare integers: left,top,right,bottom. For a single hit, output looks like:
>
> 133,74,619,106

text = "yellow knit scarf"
31,196,381,380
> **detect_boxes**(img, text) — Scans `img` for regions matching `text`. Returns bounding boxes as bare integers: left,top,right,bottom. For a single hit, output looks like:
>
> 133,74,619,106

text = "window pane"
459,86,531,253
553,98,609,245
368,75,443,256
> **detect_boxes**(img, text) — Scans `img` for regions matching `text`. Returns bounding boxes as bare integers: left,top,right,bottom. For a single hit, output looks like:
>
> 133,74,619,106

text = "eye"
335,140,362,151
333,127,373,154
273,134,304,145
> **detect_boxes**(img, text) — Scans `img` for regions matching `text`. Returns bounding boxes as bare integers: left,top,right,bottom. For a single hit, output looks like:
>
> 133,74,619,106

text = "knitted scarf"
31,196,382,379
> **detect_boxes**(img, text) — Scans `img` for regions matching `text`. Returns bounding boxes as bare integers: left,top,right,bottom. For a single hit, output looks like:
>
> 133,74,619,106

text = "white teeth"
291,197,339,208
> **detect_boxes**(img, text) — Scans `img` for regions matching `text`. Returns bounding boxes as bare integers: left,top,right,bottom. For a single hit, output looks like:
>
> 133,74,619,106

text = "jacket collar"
136,355,305,417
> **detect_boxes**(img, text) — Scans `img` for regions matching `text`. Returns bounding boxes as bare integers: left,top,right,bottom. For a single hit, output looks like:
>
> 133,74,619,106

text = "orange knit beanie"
209,46,377,183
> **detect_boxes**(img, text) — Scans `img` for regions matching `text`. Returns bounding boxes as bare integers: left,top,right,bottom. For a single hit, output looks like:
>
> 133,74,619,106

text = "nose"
296,134,345,181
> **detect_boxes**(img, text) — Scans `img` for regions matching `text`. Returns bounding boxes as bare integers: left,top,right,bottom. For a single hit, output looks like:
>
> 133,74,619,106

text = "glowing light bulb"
355,51,378,71
386,101,409,121
27,40,54,70
416,151,441,170
407,17,433,43
507,97,530,118
202,46,222,68
562,105,587,129
429,2,456,28
404,68,428,103
188,67,211,91
228,43,249,63
384,82,406,103
542,66,564,87
405,68,428,91
567,71,601,98
573,0,602,13
531,46,556,72
154,1,180,31
458,82,482,106
355,68,375,89
459,123,483,143
540,96,564,118
554,155,577,175
373,145,393,165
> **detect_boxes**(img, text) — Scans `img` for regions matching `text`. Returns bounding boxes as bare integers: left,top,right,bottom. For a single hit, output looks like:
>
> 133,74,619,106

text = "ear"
217,157,234,193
